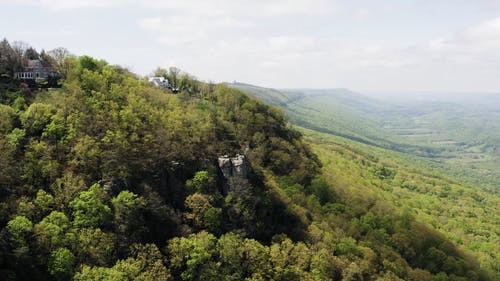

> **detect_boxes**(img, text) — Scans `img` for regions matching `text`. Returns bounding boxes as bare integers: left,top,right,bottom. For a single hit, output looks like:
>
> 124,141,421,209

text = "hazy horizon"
2,0,500,93
231,81,500,100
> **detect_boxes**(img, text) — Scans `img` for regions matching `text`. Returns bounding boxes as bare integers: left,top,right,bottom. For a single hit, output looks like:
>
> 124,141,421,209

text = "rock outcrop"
217,154,250,179
217,154,251,193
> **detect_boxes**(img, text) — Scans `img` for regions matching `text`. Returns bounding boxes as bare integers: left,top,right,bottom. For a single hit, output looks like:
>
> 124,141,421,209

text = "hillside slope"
231,83,499,279
301,128,499,279
229,83,500,192
0,42,494,280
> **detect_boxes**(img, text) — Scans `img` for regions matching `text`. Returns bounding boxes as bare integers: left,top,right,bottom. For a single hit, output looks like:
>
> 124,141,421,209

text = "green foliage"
6,127,25,147
73,243,169,281
186,171,210,192
336,237,359,256
371,165,396,180
232,84,500,193
78,56,99,72
309,176,334,204
0,47,495,281
184,192,222,234
20,103,55,136
300,128,498,280
12,96,27,111
121,243,170,281
75,228,115,266
203,206,222,234
34,211,72,252
48,247,75,281
34,189,55,216
42,110,67,143
168,231,218,281
310,249,340,280
6,216,33,247
217,232,268,280
111,190,146,246
322,202,346,214
0,103,16,133
70,183,111,228
74,266,127,281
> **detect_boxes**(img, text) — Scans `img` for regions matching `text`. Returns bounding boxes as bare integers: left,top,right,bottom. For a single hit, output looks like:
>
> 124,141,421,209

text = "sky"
1,0,500,93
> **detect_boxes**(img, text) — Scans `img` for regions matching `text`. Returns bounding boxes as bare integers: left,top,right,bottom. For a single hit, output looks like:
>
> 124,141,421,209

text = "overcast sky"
1,0,500,93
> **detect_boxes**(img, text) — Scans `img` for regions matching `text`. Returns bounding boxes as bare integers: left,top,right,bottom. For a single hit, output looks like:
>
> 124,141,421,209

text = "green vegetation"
230,84,500,193
0,39,497,280
232,83,499,280
301,128,499,279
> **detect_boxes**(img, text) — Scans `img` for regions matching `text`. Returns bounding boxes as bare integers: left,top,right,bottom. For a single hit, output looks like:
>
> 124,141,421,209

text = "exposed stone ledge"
218,154,251,179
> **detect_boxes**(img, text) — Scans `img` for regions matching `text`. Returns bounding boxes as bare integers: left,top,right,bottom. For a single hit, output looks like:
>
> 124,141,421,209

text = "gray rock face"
218,154,250,179
218,156,232,178
231,154,249,177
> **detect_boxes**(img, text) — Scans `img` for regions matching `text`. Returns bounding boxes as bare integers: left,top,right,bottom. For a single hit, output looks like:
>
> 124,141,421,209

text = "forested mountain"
0,40,497,281
229,83,500,193
230,83,500,280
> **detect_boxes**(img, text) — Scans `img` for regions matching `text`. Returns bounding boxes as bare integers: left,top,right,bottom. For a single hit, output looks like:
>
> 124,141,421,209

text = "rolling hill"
229,83,500,193
230,82,500,279
0,40,497,280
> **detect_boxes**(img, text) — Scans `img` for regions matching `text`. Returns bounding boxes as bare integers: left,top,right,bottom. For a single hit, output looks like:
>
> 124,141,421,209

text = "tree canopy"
0,39,495,281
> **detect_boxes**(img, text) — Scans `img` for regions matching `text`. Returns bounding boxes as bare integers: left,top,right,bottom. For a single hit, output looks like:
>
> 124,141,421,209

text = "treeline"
0,40,492,281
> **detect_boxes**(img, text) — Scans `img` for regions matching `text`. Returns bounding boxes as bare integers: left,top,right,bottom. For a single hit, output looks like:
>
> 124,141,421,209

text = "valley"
230,83,500,193
231,83,500,279
0,41,497,280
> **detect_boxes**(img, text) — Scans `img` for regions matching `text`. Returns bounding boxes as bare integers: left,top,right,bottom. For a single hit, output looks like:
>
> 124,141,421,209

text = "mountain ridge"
230,82,499,278
0,40,496,280
229,82,500,193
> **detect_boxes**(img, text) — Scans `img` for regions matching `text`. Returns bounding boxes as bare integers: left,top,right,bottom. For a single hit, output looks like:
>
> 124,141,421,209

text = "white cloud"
254,0,339,16
4,0,338,16
3,0,499,91
180,16,500,90
132,9,500,91
423,16,500,64
139,15,254,46
353,8,371,20
461,17,500,47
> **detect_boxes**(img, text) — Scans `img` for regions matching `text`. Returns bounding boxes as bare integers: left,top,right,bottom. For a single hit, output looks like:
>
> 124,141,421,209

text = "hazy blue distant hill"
229,83,500,277
226,82,303,107
229,83,500,192
284,88,388,113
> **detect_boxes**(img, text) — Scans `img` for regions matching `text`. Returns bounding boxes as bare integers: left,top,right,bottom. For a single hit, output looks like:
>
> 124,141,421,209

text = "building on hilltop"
15,59,58,81
149,76,179,93
149,76,170,88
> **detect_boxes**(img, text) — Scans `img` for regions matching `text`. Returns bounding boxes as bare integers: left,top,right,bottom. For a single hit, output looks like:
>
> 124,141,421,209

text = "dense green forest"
300,128,499,280
0,39,497,280
231,83,500,279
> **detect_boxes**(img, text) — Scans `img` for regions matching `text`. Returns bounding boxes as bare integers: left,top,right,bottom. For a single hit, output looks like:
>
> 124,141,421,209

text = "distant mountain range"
228,82,500,193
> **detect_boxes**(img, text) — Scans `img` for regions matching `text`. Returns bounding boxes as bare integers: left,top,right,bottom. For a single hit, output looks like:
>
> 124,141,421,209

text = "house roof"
149,76,167,82
27,59,52,68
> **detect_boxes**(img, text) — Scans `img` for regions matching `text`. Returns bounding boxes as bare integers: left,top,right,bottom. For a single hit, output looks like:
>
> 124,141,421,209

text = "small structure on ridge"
149,76,170,88
15,59,60,85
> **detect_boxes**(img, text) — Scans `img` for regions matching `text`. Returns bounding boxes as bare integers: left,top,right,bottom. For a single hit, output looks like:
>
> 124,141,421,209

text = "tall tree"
111,190,146,248
48,247,75,281
70,184,111,228
24,47,39,60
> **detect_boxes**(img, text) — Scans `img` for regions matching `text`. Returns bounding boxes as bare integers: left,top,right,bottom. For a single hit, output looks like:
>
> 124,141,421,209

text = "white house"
149,76,170,88
15,59,58,80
